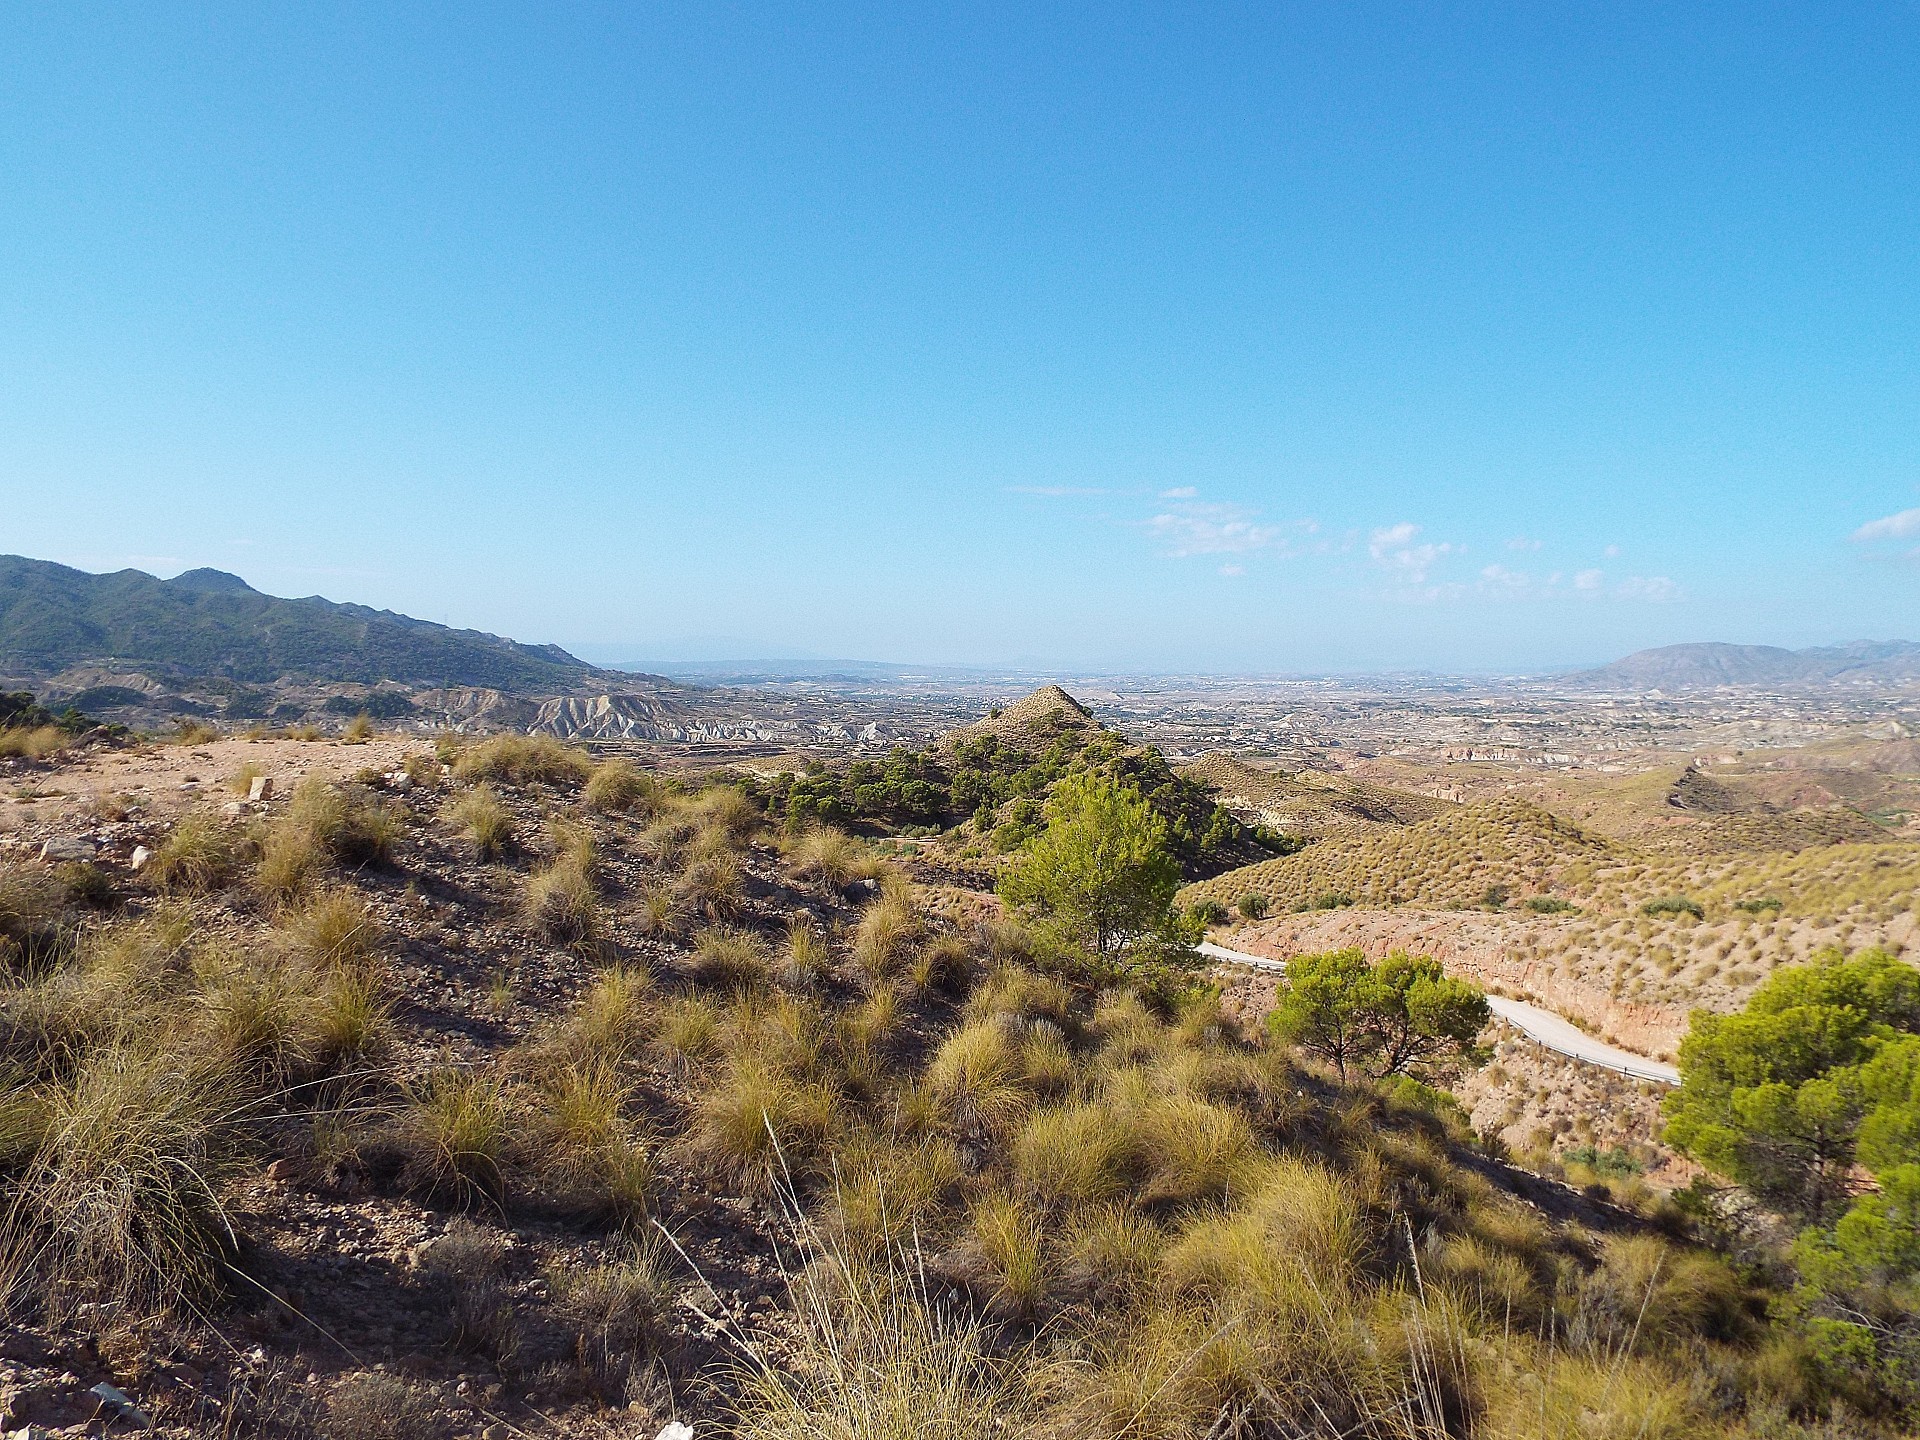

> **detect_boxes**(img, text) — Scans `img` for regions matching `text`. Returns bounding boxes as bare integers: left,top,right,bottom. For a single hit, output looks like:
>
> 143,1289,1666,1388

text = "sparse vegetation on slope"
0,729,1898,1437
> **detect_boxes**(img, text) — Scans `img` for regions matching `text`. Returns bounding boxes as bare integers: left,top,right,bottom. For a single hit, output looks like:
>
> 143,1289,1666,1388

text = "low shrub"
548,1236,677,1399
320,1372,440,1440
419,1218,520,1370
1643,894,1705,920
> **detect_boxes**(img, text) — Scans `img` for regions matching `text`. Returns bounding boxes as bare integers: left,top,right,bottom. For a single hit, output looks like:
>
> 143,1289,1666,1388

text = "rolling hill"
0,555,597,690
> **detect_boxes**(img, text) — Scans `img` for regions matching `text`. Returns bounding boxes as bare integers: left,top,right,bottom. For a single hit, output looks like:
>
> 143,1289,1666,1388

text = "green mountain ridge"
0,555,596,690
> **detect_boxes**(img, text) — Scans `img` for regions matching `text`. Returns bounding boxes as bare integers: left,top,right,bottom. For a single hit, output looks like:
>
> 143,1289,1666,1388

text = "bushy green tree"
1265,948,1488,1083
1667,949,1920,1417
997,771,1194,987
1665,948,1920,1223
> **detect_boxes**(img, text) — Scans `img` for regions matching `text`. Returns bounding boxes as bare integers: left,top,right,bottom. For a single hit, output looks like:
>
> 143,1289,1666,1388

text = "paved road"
1199,939,1680,1086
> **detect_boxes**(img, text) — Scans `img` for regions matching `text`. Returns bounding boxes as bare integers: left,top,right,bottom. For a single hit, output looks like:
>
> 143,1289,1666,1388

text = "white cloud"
1852,508,1920,543
1603,544,1621,558
1158,486,1198,499
1368,522,1456,584
1615,575,1683,602
1218,563,1245,577
1147,501,1284,557
1506,536,1542,552
1573,568,1604,591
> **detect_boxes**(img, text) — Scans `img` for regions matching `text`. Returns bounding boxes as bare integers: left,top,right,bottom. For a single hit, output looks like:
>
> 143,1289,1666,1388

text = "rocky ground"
0,736,962,1437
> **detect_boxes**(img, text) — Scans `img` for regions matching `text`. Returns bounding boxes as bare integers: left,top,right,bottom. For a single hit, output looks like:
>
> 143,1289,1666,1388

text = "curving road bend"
1198,939,1681,1087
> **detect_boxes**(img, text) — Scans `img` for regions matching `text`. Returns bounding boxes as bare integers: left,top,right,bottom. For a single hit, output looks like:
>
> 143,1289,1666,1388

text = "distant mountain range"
0,555,596,690
1573,640,1920,690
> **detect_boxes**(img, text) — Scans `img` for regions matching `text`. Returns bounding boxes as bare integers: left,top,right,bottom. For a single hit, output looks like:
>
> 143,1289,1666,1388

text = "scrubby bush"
320,1372,440,1440
1266,947,1489,1083
547,1236,676,1399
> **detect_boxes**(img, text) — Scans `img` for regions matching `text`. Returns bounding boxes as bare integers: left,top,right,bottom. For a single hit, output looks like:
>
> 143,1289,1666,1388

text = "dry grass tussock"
145,811,240,893
451,732,592,787
0,889,404,1327
787,825,884,888
524,824,598,944
0,725,69,761
583,757,657,814
446,782,513,860
255,778,405,903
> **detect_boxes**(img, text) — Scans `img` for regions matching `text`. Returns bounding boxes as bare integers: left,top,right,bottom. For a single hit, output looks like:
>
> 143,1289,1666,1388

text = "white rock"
248,775,274,802
656,1424,695,1440
130,845,152,871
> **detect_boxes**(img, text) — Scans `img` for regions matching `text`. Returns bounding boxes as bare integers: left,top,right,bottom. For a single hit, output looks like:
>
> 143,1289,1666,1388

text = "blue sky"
3,3,1918,673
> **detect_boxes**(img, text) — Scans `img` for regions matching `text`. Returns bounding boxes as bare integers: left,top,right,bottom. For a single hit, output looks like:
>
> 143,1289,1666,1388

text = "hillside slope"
0,555,596,689
1179,752,1452,840
1575,638,1920,689
1182,796,1615,910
